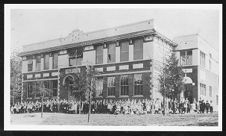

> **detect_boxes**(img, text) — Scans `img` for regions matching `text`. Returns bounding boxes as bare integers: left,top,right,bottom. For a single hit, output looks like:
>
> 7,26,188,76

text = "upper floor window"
95,77,103,97
120,75,129,96
134,38,143,60
96,45,103,64
134,74,143,95
36,55,41,71
53,52,58,69
120,41,129,62
44,54,49,70
27,56,33,72
180,50,192,66
200,83,206,96
69,47,83,66
107,76,115,96
200,51,205,67
209,59,211,71
107,43,116,63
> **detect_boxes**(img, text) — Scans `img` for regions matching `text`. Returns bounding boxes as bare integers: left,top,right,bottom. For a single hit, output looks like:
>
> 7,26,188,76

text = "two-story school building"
18,19,219,110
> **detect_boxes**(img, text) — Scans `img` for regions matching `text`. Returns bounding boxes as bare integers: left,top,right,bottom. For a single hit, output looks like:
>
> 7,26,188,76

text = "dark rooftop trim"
18,29,177,57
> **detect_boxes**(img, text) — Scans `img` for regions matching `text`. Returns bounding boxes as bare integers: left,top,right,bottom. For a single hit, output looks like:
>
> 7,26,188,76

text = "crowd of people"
10,98,214,115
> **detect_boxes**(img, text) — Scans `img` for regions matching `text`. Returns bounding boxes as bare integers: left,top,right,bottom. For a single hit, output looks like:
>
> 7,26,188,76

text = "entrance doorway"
184,84,193,102
64,76,74,100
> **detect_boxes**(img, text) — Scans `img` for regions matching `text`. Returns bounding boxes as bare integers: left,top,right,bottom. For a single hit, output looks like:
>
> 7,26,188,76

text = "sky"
9,5,221,53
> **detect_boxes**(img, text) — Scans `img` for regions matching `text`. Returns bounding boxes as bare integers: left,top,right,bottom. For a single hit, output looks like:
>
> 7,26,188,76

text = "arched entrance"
182,75,195,102
63,75,74,100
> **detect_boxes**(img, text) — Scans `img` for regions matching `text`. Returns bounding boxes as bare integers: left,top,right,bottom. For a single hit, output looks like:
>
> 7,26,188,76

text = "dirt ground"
10,112,218,126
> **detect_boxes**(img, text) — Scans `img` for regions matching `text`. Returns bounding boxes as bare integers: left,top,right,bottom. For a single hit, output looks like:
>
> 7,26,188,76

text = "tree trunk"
88,91,91,123
41,94,44,118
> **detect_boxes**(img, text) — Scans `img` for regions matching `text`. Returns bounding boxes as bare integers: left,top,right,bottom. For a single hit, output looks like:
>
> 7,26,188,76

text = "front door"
184,84,193,102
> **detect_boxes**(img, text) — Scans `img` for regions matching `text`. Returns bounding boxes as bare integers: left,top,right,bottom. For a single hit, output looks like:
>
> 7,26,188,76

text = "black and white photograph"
4,4,222,131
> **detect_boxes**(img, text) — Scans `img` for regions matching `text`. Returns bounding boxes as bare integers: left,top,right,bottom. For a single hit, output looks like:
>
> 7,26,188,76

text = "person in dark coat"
205,100,210,113
210,101,213,113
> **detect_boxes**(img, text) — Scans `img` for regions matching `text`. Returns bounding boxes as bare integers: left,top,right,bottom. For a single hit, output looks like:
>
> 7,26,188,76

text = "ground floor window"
53,80,58,97
120,75,129,96
34,82,41,98
95,78,103,97
27,82,33,98
43,80,52,97
134,74,143,95
107,76,115,96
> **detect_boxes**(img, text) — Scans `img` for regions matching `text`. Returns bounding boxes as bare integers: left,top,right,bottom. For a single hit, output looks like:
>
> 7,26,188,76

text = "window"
95,78,103,97
96,45,103,64
43,81,50,97
107,76,115,96
69,47,83,66
27,58,33,72
180,50,192,65
36,55,41,71
209,59,211,71
120,75,129,96
216,95,218,105
200,83,206,96
200,51,205,67
107,43,116,63
134,38,143,60
53,52,58,69
44,54,49,70
209,86,212,97
53,80,58,97
34,82,41,97
120,41,129,62
27,82,33,98
134,74,143,95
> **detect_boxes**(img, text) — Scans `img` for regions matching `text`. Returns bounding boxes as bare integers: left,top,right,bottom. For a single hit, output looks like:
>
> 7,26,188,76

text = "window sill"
119,95,129,98
132,95,144,98
106,96,116,98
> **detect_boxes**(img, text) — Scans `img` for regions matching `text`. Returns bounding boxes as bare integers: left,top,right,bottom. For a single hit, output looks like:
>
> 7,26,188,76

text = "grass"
11,112,218,126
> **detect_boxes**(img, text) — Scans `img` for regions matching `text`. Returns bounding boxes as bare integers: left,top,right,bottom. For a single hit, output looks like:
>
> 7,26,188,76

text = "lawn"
10,112,218,126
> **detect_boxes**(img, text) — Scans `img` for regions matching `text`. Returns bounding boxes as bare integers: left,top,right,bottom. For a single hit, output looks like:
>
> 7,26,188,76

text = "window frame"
35,55,41,71
27,82,33,98
53,52,58,69
27,59,33,72
180,50,192,66
120,75,129,96
133,74,143,96
200,51,206,67
107,43,116,63
96,45,103,64
44,54,49,70
107,76,116,96
68,47,83,66
120,40,129,62
52,80,58,97
209,86,212,97
133,38,143,60
95,77,103,97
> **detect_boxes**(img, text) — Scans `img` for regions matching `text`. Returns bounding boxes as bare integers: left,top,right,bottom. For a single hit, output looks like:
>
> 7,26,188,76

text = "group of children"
11,97,214,115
